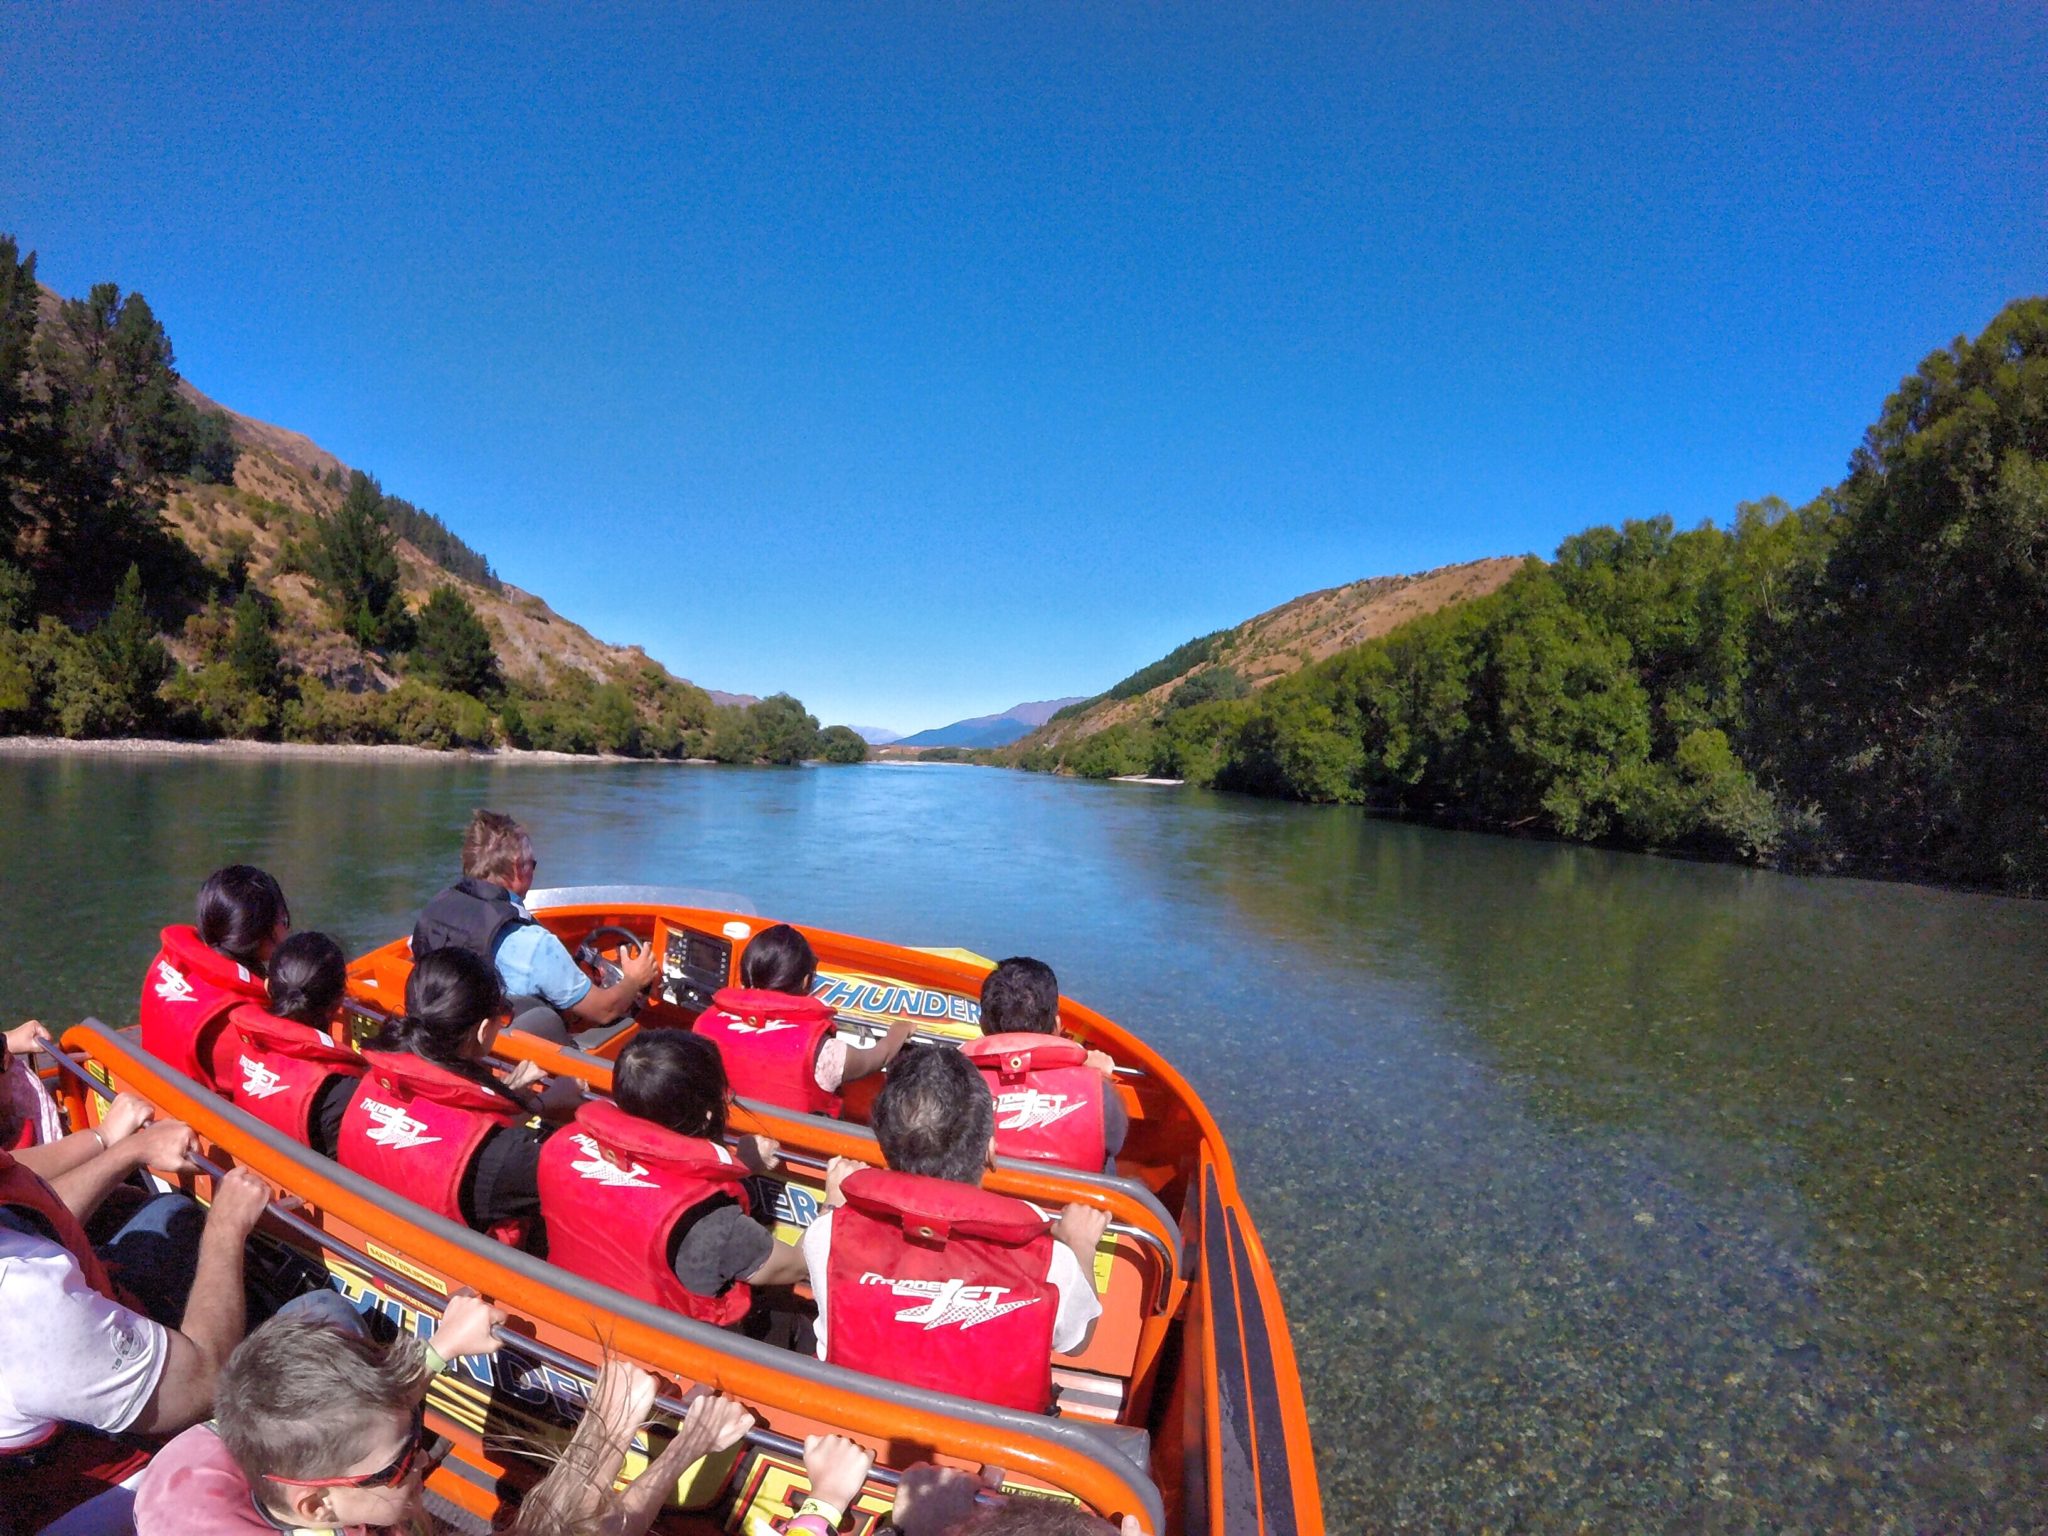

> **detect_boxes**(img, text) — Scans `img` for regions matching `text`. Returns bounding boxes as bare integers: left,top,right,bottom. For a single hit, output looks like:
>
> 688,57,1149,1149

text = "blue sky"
4,5,2043,732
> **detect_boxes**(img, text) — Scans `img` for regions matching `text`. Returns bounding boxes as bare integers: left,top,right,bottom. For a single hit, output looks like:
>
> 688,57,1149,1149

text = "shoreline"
0,735,715,767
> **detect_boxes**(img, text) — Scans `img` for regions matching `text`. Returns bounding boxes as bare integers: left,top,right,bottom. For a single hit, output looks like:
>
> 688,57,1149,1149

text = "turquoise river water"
0,752,2041,1532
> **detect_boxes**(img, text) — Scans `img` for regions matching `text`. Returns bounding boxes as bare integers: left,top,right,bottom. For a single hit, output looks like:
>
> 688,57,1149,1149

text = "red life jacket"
336,1053,531,1246
224,1005,365,1148
0,1148,116,1301
536,1099,754,1326
694,988,842,1117
825,1168,1057,1412
139,925,268,1090
961,1033,1109,1172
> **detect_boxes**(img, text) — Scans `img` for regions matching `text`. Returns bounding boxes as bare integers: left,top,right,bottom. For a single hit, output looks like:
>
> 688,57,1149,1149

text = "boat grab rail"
36,1042,912,1500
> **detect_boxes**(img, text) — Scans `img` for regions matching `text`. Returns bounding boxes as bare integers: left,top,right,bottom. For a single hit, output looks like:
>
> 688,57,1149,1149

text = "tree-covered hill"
1016,298,2048,893
0,236,862,763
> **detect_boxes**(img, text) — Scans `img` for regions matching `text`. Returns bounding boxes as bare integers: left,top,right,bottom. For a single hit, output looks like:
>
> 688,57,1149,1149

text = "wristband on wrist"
424,1345,448,1375
89,1127,106,1151
780,1517,837,1536
788,1497,844,1531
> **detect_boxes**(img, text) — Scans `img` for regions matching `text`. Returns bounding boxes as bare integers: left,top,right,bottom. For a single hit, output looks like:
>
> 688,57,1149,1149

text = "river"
1,751,2041,1532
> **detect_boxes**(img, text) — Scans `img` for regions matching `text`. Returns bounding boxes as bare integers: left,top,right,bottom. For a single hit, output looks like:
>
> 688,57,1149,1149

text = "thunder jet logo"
857,1274,1042,1331
238,1056,286,1100
994,1089,1086,1133
567,1133,658,1190
152,962,195,1004
359,1098,440,1150
724,1019,797,1035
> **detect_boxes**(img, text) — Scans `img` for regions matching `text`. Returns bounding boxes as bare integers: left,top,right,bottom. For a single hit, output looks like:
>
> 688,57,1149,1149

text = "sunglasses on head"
268,1401,427,1491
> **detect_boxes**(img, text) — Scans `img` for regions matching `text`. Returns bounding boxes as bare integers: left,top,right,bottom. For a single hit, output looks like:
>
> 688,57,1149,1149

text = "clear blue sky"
4,5,2043,732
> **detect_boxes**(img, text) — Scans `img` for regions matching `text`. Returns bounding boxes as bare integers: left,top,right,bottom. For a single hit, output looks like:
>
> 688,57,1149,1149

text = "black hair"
739,923,817,996
267,931,347,1027
870,1045,994,1185
197,865,290,971
615,1031,729,1142
395,948,521,1104
979,956,1061,1036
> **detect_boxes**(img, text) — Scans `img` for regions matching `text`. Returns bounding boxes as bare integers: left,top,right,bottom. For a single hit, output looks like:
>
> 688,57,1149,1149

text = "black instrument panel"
662,924,731,1013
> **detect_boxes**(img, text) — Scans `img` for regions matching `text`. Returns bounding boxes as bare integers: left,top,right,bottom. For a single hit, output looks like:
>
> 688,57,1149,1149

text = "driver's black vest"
411,878,535,963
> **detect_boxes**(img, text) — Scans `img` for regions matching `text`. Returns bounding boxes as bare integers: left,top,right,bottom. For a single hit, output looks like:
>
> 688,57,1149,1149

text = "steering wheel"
572,924,649,991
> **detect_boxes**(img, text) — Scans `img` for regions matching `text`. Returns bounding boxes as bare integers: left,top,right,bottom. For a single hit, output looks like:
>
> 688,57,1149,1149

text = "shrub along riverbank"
1009,298,2048,893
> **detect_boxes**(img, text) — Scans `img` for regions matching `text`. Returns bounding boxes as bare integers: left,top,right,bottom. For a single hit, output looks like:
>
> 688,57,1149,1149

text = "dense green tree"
1165,665,1248,712
185,409,239,484
313,471,412,649
747,693,821,764
226,590,283,696
89,564,171,730
0,236,40,543
590,683,641,755
816,724,869,763
1753,296,2048,886
410,585,500,697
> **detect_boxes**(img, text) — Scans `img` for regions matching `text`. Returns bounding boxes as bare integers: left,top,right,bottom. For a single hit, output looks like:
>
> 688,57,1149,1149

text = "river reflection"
1,753,2040,1530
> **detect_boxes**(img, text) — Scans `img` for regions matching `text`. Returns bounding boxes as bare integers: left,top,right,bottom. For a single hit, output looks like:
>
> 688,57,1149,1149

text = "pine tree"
227,590,282,695
92,563,170,729
313,471,411,649
410,585,501,697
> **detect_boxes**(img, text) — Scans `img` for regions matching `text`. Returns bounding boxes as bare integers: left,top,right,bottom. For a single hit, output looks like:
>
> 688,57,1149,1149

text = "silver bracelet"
89,1127,106,1151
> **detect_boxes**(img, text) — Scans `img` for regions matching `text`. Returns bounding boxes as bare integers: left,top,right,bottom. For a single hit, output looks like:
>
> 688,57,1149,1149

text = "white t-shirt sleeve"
813,1038,848,1093
800,1209,835,1358
1047,1240,1104,1356
0,1231,168,1445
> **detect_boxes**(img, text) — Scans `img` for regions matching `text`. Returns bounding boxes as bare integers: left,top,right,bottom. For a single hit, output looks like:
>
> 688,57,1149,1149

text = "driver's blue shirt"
494,902,593,1010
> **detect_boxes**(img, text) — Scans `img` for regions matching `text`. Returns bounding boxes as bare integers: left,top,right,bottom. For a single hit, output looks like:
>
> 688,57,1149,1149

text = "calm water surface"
1,753,2042,1532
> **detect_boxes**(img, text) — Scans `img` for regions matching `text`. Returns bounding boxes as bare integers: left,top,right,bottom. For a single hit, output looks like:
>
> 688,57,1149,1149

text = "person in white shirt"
800,1046,1108,1363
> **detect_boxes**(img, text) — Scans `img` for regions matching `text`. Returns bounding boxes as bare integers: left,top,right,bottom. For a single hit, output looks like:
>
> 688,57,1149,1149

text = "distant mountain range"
894,698,1087,749
851,725,902,745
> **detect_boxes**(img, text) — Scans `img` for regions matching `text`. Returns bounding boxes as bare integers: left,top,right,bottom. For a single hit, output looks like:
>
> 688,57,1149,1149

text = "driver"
411,810,657,1044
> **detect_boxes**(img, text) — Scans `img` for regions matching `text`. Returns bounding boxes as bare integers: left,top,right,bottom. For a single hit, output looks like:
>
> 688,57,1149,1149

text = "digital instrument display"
662,925,730,1012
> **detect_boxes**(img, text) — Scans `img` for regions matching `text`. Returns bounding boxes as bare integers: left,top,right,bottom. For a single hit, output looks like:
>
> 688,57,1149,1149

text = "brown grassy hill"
1016,556,1527,754
28,283,746,705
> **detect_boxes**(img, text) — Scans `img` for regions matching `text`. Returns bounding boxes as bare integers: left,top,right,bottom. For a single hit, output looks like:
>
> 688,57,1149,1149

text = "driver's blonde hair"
463,809,532,885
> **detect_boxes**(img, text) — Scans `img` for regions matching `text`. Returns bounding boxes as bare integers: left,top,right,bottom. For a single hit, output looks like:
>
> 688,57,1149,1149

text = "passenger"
223,932,364,1158
0,1050,271,1533
778,1432,877,1536
695,924,912,1118
963,957,1127,1174
799,1047,1109,1412
336,948,573,1251
132,1292,503,1536
536,1032,807,1328
3,1019,71,1149
140,864,290,1089
501,1356,754,1536
411,809,658,1045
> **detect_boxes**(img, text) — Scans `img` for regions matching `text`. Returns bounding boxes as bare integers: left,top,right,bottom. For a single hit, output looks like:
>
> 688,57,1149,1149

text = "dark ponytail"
267,931,347,1026
739,923,817,996
396,949,523,1105
614,1031,729,1142
197,865,290,972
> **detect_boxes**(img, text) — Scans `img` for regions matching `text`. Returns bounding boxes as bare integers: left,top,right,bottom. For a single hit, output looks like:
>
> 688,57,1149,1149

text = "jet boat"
47,886,1322,1534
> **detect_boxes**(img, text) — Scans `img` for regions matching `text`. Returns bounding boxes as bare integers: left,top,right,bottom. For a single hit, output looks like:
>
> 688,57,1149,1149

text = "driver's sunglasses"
268,1401,427,1490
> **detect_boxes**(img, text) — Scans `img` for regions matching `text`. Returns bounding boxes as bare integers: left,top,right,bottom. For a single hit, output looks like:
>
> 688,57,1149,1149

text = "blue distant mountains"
893,698,1087,749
